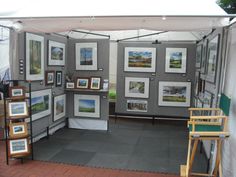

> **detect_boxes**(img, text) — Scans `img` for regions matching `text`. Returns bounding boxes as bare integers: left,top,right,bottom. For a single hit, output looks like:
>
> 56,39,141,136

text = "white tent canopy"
0,0,232,34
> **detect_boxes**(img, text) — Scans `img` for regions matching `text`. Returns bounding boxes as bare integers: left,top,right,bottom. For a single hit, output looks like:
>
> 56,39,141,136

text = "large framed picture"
158,81,191,107
8,101,28,119
90,77,101,90
56,71,62,87
127,100,148,112
48,40,65,66
26,33,44,80
75,43,97,70
53,94,66,121
8,138,29,157
29,89,52,121
206,35,220,83
165,48,187,73
76,77,90,89
124,47,156,72
200,40,208,74
196,45,202,68
9,86,25,99
45,70,55,85
9,122,28,138
125,77,149,98
74,94,100,118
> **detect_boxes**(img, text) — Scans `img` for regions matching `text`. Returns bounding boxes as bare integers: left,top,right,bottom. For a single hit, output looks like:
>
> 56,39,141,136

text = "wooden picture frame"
8,138,30,157
48,40,65,66
26,33,44,80
66,82,75,89
53,94,66,121
124,47,156,72
45,70,55,85
7,101,28,119
9,122,28,138
90,77,101,90
9,86,25,99
56,71,62,87
125,77,149,98
76,77,90,89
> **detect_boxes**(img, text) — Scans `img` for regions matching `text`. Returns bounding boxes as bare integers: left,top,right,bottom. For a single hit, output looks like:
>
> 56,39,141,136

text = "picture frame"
124,47,156,72
8,138,29,157
200,40,208,75
45,70,55,85
127,100,148,112
75,43,97,70
74,94,100,118
8,101,28,119
48,40,65,66
66,82,75,89
206,34,220,83
53,94,66,121
9,86,25,99
9,122,28,138
158,81,191,107
76,77,90,89
125,77,149,98
194,71,201,96
56,71,62,87
203,90,214,108
26,33,44,80
28,89,52,121
165,48,187,73
196,45,202,68
90,77,101,90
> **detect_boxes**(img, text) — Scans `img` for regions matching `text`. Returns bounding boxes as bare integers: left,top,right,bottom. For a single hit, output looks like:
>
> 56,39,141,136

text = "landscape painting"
9,139,29,155
53,94,66,121
165,48,187,73
74,94,100,118
9,102,28,117
127,100,148,112
76,43,97,70
124,47,156,72
125,77,149,98
159,81,191,107
26,33,44,80
48,41,65,66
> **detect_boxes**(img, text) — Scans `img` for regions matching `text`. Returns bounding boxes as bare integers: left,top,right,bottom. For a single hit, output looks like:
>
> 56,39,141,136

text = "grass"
79,107,95,113
163,96,186,102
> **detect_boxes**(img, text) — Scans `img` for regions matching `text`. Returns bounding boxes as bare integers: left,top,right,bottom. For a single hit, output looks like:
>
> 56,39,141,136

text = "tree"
217,0,236,14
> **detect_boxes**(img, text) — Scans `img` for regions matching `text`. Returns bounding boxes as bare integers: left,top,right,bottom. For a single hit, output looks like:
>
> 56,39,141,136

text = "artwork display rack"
3,80,33,165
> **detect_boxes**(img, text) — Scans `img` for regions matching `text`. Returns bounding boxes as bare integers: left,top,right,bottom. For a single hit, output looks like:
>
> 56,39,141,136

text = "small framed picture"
8,138,29,157
45,71,55,85
53,94,66,121
66,82,75,89
8,101,28,119
9,86,25,98
127,100,148,112
76,77,90,89
125,77,149,98
9,122,28,138
90,77,101,90
56,71,62,87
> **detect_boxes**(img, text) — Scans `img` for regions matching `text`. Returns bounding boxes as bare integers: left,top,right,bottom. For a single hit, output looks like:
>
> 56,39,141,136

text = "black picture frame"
56,71,62,87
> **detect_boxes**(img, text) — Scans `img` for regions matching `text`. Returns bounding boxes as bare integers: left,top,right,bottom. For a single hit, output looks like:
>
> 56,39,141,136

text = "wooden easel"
180,108,229,177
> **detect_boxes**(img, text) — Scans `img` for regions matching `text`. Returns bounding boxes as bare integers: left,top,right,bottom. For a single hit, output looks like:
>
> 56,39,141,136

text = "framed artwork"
158,81,191,107
48,40,65,66
75,43,97,70
127,100,148,112
74,94,100,118
56,71,62,87
124,47,156,72
125,77,149,98
165,48,187,73
66,82,75,89
200,40,208,74
8,101,28,119
203,90,214,108
45,71,55,85
8,138,29,156
9,122,28,138
206,35,220,83
194,71,201,96
196,45,202,68
76,77,90,89
26,33,44,80
53,94,66,121
90,77,101,90
9,86,25,99
29,89,52,121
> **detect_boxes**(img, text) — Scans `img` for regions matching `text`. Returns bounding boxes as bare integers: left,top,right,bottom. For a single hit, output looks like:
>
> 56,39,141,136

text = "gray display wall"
116,42,196,118
10,31,67,136
66,39,109,121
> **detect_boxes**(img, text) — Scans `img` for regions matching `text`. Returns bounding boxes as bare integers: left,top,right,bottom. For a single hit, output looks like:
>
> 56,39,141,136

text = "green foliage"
217,0,236,14
109,90,116,100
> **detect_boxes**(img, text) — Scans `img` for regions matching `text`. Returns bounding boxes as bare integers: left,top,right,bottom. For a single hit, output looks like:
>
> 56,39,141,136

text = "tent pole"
71,30,110,39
